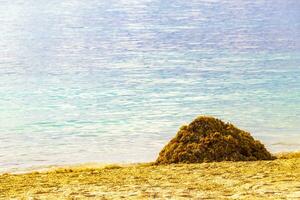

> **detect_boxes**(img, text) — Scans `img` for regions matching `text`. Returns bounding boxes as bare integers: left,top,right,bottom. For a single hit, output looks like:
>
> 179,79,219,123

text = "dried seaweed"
156,116,274,164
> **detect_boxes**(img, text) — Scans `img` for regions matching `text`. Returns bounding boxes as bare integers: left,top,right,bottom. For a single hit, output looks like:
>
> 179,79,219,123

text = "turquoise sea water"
0,0,299,172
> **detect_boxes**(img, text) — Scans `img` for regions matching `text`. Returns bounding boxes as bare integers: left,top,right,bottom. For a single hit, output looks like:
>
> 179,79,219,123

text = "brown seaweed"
156,116,274,164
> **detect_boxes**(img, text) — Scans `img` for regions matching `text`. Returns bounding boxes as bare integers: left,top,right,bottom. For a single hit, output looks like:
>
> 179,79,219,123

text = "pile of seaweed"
156,116,274,164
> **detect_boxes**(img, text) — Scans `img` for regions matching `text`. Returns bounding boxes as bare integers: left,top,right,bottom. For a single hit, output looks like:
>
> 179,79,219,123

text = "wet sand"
0,152,299,199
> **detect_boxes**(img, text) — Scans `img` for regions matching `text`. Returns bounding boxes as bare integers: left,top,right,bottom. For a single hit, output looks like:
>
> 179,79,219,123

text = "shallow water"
0,0,299,172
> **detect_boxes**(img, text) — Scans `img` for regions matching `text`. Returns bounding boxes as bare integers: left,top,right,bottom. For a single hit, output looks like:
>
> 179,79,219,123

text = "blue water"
0,0,299,172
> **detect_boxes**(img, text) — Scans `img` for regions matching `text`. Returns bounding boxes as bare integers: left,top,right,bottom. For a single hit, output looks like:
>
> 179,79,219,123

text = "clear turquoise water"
0,0,299,172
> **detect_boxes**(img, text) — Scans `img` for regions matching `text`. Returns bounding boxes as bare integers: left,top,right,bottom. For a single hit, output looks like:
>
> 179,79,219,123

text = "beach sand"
1,152,299,199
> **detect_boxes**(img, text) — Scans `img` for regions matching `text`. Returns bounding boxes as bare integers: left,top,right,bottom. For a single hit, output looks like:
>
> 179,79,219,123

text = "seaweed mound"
156,116,274,164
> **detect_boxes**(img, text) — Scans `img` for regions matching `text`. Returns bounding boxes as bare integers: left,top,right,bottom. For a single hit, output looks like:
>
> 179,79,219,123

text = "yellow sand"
1,152,299,199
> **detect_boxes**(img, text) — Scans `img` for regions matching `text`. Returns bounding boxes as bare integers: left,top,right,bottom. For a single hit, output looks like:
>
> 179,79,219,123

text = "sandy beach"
0,152,299,199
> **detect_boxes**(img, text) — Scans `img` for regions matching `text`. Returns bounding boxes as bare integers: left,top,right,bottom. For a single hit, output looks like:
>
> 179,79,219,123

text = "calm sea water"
0,0,299,172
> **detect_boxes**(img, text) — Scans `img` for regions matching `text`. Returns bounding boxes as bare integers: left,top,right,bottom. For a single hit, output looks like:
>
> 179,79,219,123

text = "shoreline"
2,151,299,175
1,152,299,199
